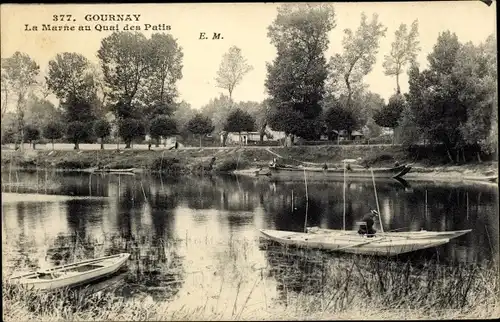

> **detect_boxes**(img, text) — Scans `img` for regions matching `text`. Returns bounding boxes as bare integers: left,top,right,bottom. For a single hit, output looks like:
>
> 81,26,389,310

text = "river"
1,170,498,312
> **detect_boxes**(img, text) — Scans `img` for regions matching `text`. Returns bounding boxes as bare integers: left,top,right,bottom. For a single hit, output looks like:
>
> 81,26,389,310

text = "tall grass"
2,234,499,321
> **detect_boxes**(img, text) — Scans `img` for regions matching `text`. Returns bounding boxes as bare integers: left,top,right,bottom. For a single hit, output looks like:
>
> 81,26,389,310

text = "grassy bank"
2,234,499,321
1,145,497,178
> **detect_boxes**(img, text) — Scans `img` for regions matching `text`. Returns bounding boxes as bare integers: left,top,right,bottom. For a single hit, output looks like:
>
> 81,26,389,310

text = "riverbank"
2,236,499,321
1,146,497,181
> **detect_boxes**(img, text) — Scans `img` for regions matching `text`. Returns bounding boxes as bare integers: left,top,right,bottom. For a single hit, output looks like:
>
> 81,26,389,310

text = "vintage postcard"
1,2,498,321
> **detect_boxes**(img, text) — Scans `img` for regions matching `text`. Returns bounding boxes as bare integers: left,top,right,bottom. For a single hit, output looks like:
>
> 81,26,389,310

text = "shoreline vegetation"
1,145,497,182
2,234,499,321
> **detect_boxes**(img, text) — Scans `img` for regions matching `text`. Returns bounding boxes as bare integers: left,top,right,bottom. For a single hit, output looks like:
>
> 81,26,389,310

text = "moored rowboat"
93,168,136,173
259,228,469,256
268,164,412,179
9,253,131,290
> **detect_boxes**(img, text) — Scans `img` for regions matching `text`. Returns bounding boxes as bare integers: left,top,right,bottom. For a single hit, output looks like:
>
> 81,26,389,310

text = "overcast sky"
1,2,496,110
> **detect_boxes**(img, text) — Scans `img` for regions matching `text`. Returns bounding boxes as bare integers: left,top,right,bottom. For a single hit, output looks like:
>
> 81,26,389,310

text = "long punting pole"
343,161,346,231
303,168,309,233
425,190,428,219
371,168,384,233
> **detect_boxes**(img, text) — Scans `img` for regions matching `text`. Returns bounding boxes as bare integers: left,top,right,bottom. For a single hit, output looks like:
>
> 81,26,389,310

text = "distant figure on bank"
394,160,400,167
175,141,179,149
358,209,379,237
346,163,352,171
148,142,152,150
269,158,278,168
322,163,328,170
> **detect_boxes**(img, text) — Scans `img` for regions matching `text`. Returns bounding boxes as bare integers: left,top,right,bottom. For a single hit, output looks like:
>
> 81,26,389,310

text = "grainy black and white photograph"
1,1,498,320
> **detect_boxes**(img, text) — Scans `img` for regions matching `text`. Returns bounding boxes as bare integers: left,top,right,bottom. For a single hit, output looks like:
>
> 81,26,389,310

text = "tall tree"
98,32,150,118
1,52,40,151
266,3,336,144
216,46,253,100
46,52,96,102
141,33,184,120
382,21,420,94
186,114,214,147
328,13,386,122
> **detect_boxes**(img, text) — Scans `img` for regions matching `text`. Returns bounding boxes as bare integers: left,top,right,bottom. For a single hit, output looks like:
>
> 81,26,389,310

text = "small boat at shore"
463,175,498,183
92,168,137,174
259,228,470,256
9,253,131,290
268,164,412,179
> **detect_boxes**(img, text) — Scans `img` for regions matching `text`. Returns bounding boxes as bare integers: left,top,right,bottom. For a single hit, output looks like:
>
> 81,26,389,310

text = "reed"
2,234,499,321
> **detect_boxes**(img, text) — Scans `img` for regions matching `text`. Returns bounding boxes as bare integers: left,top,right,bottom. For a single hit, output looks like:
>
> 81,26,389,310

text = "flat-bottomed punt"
259,228,471,256
9,253,131,290
268,164,412,179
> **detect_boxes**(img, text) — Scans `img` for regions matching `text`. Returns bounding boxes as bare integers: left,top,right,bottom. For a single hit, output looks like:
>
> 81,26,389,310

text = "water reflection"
1,170,498,305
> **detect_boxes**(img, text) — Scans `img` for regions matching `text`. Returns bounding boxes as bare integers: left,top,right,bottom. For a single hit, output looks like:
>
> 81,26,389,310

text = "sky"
1,2,497,110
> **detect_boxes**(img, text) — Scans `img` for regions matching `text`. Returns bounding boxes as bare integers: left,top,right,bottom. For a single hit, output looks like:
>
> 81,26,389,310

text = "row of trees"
2,3,496,160
262,3,496,159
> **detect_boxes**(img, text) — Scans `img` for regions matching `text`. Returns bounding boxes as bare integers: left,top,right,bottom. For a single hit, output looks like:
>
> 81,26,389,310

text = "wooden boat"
268,164,412,179
259,229,469,256
92,168,136,174
463,175,498,183
305,227,472,241
9,253,131,290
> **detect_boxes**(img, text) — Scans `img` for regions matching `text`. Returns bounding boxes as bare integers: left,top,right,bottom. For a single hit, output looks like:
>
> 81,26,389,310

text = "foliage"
61,93,96,124
45,52,96,103
1,52,40,148
93,119,111,149
216,46,253,99
238,100,270,140
149,116,178,143
141,33,184,119
98,32,150,108
383,21,420,93
98,32,184,122
328,13,386,104
23,124,40,143
43,121,64,142
265,3,335,139
118,118,146,148
323,99,357,137
186,114,214,138
24,93,62,130
173,101,197,135
373,93,405,129
65,121,92,149
405,31,497,161
200,94,233,134
223,108,255,133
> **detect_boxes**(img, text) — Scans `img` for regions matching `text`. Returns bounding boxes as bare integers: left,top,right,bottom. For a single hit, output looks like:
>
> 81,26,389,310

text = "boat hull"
9,253,131,290
268,165,411,179
259,229,455,256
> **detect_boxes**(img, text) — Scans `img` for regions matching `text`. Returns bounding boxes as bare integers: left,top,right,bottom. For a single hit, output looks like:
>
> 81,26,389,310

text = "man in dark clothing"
358,209,378,237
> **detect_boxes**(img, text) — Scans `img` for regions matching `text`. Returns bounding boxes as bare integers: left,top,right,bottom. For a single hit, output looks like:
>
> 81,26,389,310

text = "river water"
1,170,498,313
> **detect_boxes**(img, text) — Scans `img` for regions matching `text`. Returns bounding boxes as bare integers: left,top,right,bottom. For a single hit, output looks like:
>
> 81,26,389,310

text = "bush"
150,157,183,175
215,159,250,172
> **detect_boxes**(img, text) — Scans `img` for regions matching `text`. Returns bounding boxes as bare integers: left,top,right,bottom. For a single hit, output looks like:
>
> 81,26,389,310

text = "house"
222,125,286,145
